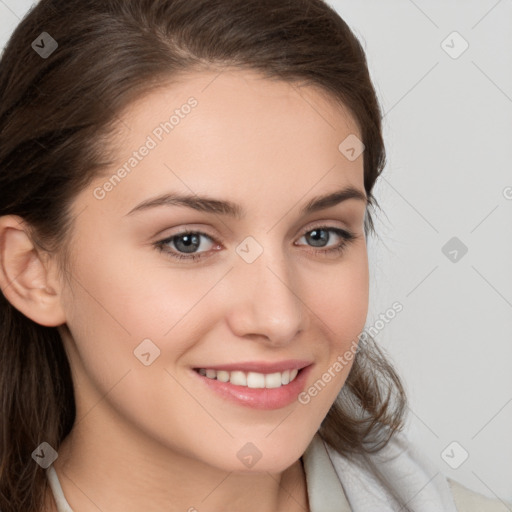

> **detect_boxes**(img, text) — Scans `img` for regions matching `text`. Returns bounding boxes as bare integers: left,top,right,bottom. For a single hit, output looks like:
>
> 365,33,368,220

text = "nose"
224,246,308,347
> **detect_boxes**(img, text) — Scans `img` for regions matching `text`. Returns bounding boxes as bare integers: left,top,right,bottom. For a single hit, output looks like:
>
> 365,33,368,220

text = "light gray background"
1,0,511,504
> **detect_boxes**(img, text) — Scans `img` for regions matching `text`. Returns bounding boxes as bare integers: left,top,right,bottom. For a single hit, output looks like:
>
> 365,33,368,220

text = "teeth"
265,372,282,388
216,370,230,382
247,372,265,388
230,371,247,386
197,367,301,388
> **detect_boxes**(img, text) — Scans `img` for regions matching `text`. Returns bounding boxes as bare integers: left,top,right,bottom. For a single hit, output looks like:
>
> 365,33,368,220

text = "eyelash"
154,225,358,263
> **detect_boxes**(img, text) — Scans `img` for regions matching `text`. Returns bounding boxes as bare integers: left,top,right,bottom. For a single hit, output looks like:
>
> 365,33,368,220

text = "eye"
153,225,358,262
154,230,219,261
295,225,357,257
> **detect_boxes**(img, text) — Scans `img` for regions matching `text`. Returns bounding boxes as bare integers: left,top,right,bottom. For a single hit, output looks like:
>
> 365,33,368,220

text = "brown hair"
0,1,408,510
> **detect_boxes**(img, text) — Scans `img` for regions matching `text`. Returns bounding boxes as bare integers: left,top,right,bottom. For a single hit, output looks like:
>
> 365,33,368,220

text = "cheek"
308,249,369,345
65,230,223,348
297,253,368,409
60,248,225,453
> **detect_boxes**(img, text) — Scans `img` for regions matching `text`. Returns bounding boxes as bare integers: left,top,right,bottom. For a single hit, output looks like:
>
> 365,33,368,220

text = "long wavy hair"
0,1,408,510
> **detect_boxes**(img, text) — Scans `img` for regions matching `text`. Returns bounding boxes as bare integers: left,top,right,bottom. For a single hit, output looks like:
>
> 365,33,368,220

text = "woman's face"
57,68,369,473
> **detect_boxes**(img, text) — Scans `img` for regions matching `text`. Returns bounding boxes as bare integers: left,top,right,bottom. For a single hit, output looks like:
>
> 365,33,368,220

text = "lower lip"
191,365,313,410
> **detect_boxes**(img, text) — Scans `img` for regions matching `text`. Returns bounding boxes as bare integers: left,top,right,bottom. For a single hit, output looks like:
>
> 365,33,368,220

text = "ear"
0,215,66,327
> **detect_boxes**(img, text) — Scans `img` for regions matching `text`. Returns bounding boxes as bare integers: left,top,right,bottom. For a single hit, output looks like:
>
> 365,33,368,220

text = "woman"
0,1,509,511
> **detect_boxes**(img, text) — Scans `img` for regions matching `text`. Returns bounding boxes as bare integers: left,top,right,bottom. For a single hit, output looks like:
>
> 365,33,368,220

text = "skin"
0,68,369,512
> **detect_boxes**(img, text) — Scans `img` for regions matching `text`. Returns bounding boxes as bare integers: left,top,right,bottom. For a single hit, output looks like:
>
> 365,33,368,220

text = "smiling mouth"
193,367,302,389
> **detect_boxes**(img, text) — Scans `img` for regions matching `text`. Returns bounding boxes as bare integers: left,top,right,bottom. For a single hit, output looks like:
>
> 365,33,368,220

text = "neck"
49,417,308,512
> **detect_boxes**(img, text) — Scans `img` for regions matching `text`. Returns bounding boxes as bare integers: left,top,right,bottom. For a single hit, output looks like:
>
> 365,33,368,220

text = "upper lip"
193,359,313,374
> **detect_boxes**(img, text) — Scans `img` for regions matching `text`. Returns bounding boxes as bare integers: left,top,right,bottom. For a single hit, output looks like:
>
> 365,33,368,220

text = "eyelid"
300,218,351,234
155,219,352,245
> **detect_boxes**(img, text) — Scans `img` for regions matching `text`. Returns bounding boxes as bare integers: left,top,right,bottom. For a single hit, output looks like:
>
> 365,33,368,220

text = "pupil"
308,229,328,247
175,234,200,253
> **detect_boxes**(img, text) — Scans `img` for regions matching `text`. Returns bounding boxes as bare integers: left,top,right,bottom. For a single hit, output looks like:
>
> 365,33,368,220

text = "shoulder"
447,477,512,512
321,432,512,512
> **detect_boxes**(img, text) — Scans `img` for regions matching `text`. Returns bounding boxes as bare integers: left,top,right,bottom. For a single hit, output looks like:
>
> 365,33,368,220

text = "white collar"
46,463,73,512
301,433,351,511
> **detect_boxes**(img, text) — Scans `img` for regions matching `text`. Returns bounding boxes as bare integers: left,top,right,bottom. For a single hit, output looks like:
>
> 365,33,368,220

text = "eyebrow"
125,185,368,219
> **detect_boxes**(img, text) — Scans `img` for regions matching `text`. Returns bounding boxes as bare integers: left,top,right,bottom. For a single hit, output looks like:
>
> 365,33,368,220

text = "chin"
206,436,309,474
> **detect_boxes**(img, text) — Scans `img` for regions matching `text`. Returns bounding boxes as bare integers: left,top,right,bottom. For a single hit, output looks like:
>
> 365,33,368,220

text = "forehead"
127,68,358,129
75,68,365,221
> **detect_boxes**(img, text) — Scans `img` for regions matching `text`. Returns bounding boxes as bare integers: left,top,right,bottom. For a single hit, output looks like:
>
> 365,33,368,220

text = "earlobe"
0,215,67,327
